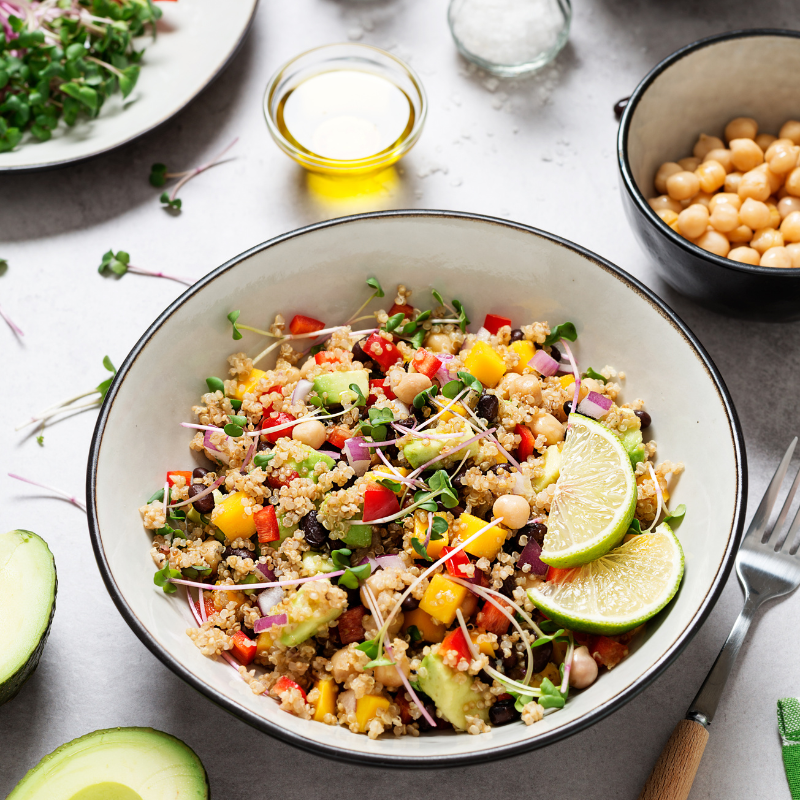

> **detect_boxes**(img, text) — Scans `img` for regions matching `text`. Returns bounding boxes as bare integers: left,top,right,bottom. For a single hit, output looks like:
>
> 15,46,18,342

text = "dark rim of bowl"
618,27,800,278
86,209,747,769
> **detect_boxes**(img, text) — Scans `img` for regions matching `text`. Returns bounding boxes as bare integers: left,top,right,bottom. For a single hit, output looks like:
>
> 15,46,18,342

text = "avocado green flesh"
7,727,208,800
312,369,369,406
418,653,489,731
341,521,372,548
532,445,561,493
403,433,480,470
0,530,56,706
284,444,336,484
619,428,646,469
279,580,344,647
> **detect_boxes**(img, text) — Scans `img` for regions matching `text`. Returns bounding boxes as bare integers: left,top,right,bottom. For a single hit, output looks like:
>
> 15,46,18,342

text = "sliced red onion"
434,353,458,385
577,391,613,419
518,538,548,576
291,379,313,405
257,586,284,615
256,563,276,581
203,429,231,465
476,327,491,342
375,554,405,571
529,349,559,377
253,613,287,634
358,555,379,571
343,437,371,477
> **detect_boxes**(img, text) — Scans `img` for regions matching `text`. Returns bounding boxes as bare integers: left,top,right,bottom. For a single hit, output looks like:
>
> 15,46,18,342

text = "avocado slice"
532,445,561,493
312,369,369,406
279,580,344,647
618,427,646,469
7,727,208,800
302,551,336,574
403,428,481,470
285,444,336,484
418,652,490,730
1,530,56,706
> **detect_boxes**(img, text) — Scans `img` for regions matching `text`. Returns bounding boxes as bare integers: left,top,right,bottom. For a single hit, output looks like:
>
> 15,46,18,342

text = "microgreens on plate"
98,250,194,286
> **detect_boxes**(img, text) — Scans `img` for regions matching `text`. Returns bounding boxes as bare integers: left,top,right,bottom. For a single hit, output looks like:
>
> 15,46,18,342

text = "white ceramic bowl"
87,211,746,766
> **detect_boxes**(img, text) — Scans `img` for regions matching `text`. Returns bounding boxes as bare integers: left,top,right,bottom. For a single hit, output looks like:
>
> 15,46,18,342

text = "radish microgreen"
154,561,181,594
407,625,422,643
663,504,686,524
253,452,274,468
443,371,483,399
98,250,194,286
582,367,606,383
206,376,225,393
8,472,87,511
349,383,367,407
227,310,243,340
358,406,394,441
544,322,577,347
159,192,181,211
412,383,439,409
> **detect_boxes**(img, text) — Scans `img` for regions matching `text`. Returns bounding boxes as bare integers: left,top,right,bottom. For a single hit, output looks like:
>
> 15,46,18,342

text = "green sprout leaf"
338,563,371,589
411,537,432,561
36,434,44,446
452,299,470,332
385,312,404,333
229,399,243,411
356,637,380,660
377,478,403,493
544,322,577,347
663,504,686,524
149,162,167,187
153,560,181,594
456,370,482,394
228,310,242,340
253,452,275,469
432,289,444,306
95,356,117,398
159,192,181,211
206,376,224,393
582,367,607,383
331,548,352,570
98,249,130,277
228,415,247,427
627,518,642,535
365,656,396,669
366,277,384,298
412,384,438,409
224,423,244,437
147,488,165,504
407,625,423,643
349,383,367,408
431,516,449,536
538,676,567,709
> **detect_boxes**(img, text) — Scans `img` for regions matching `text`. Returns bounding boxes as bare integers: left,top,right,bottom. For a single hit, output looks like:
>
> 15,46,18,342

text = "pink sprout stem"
169,137,239,202
8,472,86,512
168,475,225,509
560,634,575,694
0,302,23,336
127,265,194,286
406,427,496,482
560,338,580,419
423,511,433,548
644,462,663,532
170,571,345,591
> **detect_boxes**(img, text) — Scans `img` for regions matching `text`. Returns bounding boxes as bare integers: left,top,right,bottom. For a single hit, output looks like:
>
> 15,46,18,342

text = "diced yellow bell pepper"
402,607,446,642
438,400,468,423
419,574,469,625
211,491,257,539
356,695,391,732
412,514,449,559
256,630,274,655
312,678,338,722
371,466,410,494
455,512,507,560
559,374,575,389
231,368,266,400
509,340,535,374
213,587,248,612
464,341,507,388
471,632,496,656
559,374,589,401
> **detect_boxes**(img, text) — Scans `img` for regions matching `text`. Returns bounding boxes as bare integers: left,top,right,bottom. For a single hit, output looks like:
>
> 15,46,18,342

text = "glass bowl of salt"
448,0,571,77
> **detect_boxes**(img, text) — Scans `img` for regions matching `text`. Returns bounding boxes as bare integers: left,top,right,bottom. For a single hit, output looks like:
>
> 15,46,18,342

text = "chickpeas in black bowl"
618,29,800,321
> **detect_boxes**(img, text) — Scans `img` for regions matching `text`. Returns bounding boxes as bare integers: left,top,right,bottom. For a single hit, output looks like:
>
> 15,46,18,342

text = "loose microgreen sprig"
8,472,86,512
430,289,470,332
154,560,181,594
345,277,385,325
15,355,116,432
330,548,371,589
98,250,194,286
544,322,577,347
663,504,686,524
412,383,439,409
582,367,607,383
223,414,248,437
358,406,394,442
442,371,483,399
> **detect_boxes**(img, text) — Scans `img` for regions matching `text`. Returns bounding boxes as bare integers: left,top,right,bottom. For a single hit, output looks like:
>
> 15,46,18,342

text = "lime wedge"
528,522,684,634
540,413,636,568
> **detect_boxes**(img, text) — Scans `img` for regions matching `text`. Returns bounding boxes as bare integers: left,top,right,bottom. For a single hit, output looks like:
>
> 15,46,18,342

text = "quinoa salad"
140,280,685,739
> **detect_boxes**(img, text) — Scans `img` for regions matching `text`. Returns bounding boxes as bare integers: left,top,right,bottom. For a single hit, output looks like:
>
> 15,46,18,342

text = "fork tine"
780,502,800,554
743,437,797,545
769,465,800,546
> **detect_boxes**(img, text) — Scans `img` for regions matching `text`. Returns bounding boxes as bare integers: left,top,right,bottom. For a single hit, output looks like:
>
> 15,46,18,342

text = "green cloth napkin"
778,698,800,798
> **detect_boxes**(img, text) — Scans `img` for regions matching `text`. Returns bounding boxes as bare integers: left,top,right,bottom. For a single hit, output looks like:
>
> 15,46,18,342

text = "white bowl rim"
617,27,800,279
86,209,747,768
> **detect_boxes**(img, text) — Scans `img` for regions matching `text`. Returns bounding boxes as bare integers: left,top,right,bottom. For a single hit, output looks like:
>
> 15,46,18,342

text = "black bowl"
618,29,800,321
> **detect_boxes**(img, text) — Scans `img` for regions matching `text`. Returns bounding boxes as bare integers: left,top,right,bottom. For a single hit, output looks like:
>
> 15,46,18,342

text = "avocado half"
7,727,210,800
0,530,57,706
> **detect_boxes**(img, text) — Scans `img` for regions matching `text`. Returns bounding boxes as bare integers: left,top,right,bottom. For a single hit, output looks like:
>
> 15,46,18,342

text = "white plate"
0,0,257,172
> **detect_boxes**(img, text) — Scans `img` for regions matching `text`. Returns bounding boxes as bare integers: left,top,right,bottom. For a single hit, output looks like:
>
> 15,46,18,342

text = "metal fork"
639,438,800,800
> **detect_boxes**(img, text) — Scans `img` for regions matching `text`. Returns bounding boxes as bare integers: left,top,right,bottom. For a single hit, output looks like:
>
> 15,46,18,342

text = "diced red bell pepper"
315,351,342,365
516,423,536,461
362,483,401,523
193,594,217,620
440,627,472,663
411,348,442,380
259,384,283,413
362,332,404,372
483,313,513,335
337,605,366,645
326,425,352,449
441,545,473,580
231,630,257,666
591,636,629,670
166,470,193,487
546,566,577,583
367,378,396,406
389,302,415,319
267,468,300,489
260,412,296,443
475,597,512,636
395,690,414,724
289,314,325,336
271,675,307,701
254,505,280,544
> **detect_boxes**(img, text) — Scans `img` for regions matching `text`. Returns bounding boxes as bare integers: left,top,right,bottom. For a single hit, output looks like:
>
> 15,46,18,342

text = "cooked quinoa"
141,282,684,739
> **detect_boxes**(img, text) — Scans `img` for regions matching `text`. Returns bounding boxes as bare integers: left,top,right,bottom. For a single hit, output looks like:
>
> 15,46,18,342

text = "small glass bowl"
448,0,571,77
263,43,427,176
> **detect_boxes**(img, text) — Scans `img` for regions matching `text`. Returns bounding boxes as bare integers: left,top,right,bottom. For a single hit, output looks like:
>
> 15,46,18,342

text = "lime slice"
528,523,684,634
540,413,636,568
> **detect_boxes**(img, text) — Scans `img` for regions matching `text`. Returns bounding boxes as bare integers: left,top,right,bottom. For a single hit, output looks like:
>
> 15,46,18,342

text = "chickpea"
677,204,709,239
693,133,725,160
781,211,800,243
756,133,777,152
779,120,800,145
730,138,764,172
725,116,758,142
695,160,726,193
529,412,565,445
654,162,682,194
767,203,782,229
709,202,739,233
704,148,733,172
655,209,679,226
738,169,771,202
374,651,410,689
425,332,458,355
331,646,362,683
686,190,714,208
752,162,784,194
695,230,730,257
768,143,800,174
751,227,784,254
648,194,683,214
299,357,317,378
709,192,742,213
492,495,530,530
678,156,701,172
569,646,599,690
725,172,743,193
508,374,542,405
778,197,800,219
739,198,770,230
292,419,327,450
666,170,700,201
728,246,761,265
760,246,793,268
496,372,521,400
787,243,800,268
765,138,795,160
728,225,754,243
393,372,432,404
786,167,800,197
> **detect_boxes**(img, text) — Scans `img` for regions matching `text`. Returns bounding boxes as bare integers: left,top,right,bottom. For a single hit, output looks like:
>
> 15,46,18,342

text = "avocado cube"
312,369,369,406
418,652,489,730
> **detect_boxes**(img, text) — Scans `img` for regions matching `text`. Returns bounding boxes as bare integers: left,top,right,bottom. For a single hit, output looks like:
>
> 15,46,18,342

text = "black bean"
500,575,517,599
549,345,561,363
300,510,329,548
352,340,371,366
563,401,574,418
509,328,524,343
192,467,208,480
489,698,520,726
401,594,420,611
635,409,652,429
531,641,553,673
526,522,547,545
477,392,499,423
501,652,517,672
223,547,254,560
188,483,214,514
256,437,271,453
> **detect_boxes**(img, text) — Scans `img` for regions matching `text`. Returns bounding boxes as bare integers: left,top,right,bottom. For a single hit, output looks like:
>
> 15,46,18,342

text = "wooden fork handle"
638,718,709,800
